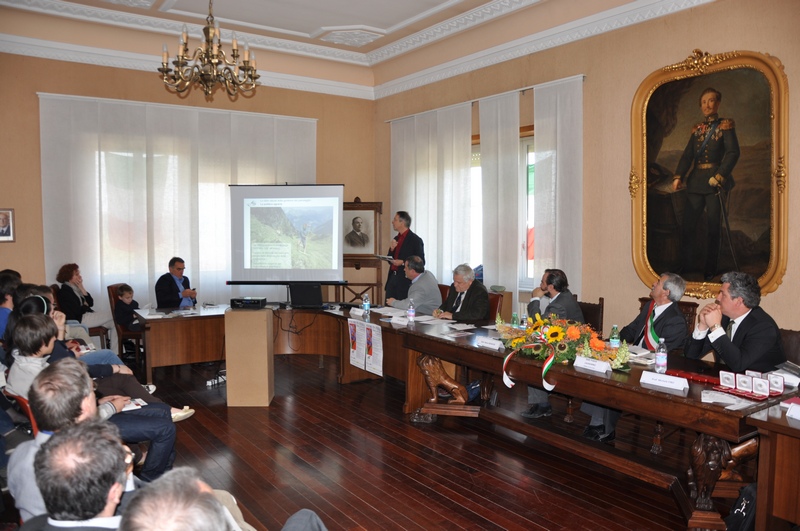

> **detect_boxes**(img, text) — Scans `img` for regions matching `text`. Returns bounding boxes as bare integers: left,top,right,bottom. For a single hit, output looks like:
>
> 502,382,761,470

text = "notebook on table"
289,283,325,309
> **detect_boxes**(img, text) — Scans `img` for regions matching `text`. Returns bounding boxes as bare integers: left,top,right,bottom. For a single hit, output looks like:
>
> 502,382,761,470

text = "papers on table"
448,323,475,331
375,255,394,263
700,390,755,410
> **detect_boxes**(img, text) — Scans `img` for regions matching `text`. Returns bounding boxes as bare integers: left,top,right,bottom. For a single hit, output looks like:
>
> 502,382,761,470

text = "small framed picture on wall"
0,209,14,242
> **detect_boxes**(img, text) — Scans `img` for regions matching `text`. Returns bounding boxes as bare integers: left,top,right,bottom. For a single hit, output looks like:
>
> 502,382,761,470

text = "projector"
230,297,268,309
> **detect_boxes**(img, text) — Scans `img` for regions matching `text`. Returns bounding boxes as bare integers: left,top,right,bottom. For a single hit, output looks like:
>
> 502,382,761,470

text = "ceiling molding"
0,0,716,100
366,0,543,64
0,34,376,100
373,0,716,98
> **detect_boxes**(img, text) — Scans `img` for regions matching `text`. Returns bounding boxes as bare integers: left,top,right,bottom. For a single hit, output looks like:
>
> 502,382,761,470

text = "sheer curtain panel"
39,94,316,314
390,104,472,284
532,76,584,297
479,92,521,294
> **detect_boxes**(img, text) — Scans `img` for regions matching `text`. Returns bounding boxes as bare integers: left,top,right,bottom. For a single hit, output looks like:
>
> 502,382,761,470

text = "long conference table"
137,306,795,530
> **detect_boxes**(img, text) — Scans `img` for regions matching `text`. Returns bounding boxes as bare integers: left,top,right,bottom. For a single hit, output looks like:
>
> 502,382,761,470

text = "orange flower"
566,326,581,340
590,337,606,351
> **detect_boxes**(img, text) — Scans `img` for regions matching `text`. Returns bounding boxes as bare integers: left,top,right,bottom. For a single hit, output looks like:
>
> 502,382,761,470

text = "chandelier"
158,0,260,97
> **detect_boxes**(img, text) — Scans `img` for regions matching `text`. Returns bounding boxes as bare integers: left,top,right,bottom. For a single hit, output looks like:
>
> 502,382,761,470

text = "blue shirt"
171,274,193,308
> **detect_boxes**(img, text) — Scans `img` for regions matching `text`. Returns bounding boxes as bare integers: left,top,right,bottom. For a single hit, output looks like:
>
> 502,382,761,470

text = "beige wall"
2,0,798,330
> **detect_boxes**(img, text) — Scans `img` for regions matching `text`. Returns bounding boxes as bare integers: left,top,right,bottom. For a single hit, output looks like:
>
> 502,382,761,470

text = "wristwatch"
709,323,721,332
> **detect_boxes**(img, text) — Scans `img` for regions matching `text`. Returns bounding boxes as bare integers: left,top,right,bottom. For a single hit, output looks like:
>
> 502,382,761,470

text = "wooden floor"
3,354,738,530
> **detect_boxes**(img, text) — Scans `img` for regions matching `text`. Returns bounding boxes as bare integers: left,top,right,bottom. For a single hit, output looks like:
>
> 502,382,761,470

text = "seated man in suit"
521,269,584,419
154,257,197,309
386,256,442,316
21,420,129,530
685,271,784,372
433,264,488,321
581,272,688,442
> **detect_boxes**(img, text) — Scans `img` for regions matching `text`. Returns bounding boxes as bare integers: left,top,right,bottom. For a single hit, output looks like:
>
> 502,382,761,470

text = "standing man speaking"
385,211,424,301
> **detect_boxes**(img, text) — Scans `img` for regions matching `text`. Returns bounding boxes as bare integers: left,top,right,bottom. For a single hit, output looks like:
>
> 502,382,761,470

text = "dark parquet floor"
3,354,738,530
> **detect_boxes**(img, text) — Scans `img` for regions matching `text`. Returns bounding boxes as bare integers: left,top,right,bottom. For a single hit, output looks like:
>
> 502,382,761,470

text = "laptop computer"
289,283,325,309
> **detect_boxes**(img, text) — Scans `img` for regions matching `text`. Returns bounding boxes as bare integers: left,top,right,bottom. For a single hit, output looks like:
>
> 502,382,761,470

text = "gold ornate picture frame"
630,49,788,298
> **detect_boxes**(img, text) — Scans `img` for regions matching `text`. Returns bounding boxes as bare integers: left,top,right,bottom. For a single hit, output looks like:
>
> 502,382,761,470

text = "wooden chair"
437,283,450,304
107,283,145,366
638,297,698,334
577,297,604,333
50,284,109,349
487,291,504,320
4,390,38,437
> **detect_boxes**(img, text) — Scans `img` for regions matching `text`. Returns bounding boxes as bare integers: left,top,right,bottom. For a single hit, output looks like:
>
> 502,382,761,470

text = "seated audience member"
685,271,785,372
14,284,125,367
55,262,116,348
433,264,489,321
0,272,21,338
20,420,129,530
6,293,194,422
155,257,196,309
521,269,584,419
385,256,442,315
114,284,143,332
120,467,327,531
9,358,179,521
581,272,688,442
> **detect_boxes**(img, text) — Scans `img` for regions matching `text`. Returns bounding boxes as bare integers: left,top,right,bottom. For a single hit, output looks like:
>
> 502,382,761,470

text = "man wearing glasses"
155,257,197,309
386,256,441,315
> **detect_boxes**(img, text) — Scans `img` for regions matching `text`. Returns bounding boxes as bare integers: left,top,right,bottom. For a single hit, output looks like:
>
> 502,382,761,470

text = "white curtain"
39,94,316,314
390,103,472,283
479,92,520,293
533,75,584,297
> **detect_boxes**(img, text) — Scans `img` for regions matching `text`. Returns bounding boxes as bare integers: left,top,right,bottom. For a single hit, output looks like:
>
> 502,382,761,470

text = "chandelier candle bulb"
232,32,238,51
162,44,168,64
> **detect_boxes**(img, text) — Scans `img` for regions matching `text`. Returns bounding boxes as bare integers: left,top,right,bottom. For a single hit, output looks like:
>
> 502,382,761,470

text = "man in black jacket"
385,211,425,300
685,271,784,372
434,264,488,321
154,257,196,309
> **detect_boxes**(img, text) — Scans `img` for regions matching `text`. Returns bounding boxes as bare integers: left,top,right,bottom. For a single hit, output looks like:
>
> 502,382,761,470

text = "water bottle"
655,338,668,374
520,314,528,329
609,325,620,349
407,299,416,322
362,293,370,318
511,312,519,327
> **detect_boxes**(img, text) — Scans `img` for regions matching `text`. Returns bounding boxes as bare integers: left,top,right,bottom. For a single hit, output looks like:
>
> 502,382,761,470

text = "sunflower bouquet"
496,313,604,365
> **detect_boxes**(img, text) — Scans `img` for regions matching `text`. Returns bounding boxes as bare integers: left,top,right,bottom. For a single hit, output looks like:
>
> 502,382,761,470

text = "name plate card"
787,403,800,421
574,356,611,374
640,371,690,391
391,316,409,326
349,308,365,317
476,336,505,351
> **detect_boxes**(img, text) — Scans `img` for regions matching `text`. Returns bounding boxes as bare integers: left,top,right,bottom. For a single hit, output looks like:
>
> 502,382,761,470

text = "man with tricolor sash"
580,272,688,442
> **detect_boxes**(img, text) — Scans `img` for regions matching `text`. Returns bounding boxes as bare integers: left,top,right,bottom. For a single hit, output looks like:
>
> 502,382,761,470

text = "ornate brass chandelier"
158,0,260,97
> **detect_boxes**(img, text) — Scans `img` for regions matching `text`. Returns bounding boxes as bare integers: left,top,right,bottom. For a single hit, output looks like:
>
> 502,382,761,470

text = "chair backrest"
107,283,125,332
438,284,450,303
638,297,698,335
779,328,800,366
577,297,604,333
4,390,38,436
487,291,504,321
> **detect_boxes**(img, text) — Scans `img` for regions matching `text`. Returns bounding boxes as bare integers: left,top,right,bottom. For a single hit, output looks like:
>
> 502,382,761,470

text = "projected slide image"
248,203,334,269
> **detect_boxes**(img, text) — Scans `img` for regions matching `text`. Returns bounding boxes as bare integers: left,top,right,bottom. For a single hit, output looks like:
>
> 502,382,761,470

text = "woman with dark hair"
55,263,115,348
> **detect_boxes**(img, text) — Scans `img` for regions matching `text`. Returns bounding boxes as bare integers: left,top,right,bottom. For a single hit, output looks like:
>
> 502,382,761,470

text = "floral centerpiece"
496,313,630,390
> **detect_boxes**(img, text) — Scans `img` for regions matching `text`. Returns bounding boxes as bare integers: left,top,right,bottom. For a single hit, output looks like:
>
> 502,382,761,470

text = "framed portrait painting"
343,202,381,257
630,50,788,298
0,209,14,242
